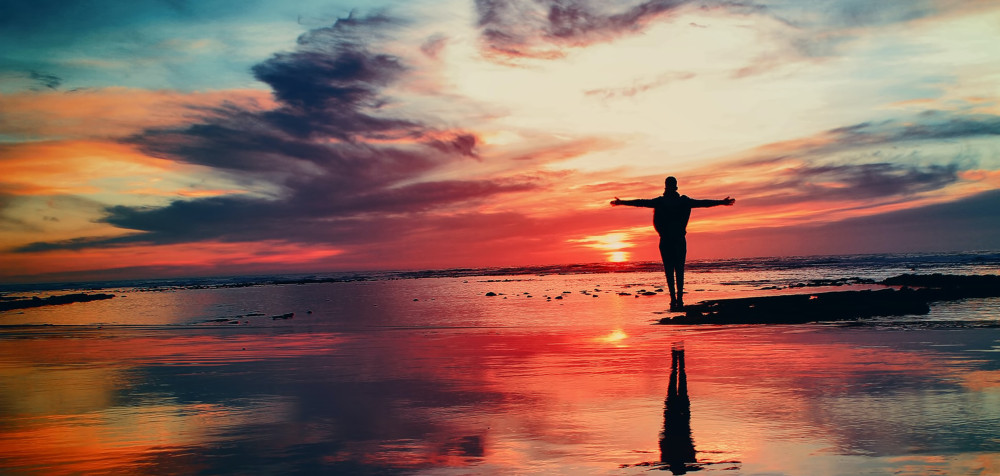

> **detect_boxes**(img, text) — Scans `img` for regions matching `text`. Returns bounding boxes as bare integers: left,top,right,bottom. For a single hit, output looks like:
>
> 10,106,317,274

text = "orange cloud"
0,87,275,140
958,169,1000,189
0,140,175,196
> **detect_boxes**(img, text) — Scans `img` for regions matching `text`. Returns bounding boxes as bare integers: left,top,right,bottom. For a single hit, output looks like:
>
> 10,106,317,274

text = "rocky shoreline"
0,293,115,312
660,274,1000,325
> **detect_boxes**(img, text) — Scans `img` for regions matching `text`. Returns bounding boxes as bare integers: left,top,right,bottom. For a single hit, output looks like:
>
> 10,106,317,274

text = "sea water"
1,252,999,475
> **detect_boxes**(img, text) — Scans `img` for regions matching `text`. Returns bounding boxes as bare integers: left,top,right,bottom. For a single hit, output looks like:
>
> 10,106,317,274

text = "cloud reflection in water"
1,323,999,474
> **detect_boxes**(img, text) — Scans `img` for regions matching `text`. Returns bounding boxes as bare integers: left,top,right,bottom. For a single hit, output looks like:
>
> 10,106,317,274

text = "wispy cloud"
28,70,61,90
475,0,746,61
670,110,1000,227
583,71,695,99
691,189,1000,258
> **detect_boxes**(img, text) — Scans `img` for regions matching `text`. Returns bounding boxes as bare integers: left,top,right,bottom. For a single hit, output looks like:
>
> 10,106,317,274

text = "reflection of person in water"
611,176,735,310
661,344,696,474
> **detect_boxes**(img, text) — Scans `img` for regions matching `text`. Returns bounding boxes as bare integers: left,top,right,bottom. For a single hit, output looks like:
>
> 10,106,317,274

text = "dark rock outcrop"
659,274,1000,325
0,293,115,312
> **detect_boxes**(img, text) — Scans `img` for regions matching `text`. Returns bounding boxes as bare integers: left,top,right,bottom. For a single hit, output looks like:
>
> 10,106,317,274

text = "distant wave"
2,251,998,294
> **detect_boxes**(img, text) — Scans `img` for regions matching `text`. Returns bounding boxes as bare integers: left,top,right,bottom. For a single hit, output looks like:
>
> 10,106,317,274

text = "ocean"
1,252,999,474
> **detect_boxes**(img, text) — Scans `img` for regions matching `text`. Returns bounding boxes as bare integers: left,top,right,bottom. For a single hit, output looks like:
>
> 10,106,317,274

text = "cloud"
713,111,1000,203
825,113,1000,148
420,34,449,59
13,190,632,277
743,112,1000,162
12,11,552,256
127,13,475,170
0,193,28,229
250,16,406,113
732,162,962,207
768,0,987,30
475,0,700,60
583,71,695,99
10,9,640,277
8,2,1000,282
15,172,543,253
730,0,1000,77
28,70,61,90
0,88,274,140
693,189,1000,258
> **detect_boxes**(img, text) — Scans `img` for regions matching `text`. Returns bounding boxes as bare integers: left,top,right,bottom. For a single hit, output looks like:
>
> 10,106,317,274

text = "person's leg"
659,239,677,304
676,238,687,307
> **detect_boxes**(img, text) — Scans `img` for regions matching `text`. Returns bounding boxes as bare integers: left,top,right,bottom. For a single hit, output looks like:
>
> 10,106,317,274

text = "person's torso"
651,194,692,237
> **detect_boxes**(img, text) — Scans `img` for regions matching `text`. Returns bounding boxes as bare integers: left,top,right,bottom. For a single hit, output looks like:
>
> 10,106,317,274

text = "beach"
1,253,999,475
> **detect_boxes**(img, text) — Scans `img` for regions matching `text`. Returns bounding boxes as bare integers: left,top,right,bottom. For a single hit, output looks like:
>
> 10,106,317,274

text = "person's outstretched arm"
688,196,735,208
610,197,657,207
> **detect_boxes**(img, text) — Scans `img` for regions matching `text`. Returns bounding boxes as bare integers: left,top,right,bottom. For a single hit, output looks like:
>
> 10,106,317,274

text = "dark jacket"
618,192,725,238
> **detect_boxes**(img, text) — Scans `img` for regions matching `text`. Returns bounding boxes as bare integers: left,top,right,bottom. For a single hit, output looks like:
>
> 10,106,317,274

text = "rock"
661,289,928,325
0,293,114,312
658,274,1000,325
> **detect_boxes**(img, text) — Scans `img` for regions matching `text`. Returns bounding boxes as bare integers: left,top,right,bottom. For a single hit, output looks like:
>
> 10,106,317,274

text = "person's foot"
669,301,682,311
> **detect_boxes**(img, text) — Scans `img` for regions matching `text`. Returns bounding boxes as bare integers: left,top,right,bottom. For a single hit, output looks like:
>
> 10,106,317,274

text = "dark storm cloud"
250,13,403,113
16,11,533,254
128,12,473,170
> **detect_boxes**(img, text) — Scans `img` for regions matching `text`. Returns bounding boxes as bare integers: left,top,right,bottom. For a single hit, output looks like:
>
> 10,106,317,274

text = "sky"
1,0,999,284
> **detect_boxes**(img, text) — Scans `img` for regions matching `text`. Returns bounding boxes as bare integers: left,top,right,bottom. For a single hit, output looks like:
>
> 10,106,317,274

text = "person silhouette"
611,176,734,310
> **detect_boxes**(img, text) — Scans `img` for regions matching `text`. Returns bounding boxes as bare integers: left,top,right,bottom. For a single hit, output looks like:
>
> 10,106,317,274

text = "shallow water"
1,267,999,475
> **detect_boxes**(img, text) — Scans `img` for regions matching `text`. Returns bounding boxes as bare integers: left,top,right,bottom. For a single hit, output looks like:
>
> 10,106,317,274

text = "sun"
607,251,629,263
570,232,636,262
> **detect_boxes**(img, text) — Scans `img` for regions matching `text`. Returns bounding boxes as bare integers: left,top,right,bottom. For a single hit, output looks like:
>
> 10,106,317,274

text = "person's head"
664,176,678,192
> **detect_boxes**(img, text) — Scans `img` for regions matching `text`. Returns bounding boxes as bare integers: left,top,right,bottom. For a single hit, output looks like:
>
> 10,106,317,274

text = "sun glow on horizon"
569,232,637,263
607,251,630,263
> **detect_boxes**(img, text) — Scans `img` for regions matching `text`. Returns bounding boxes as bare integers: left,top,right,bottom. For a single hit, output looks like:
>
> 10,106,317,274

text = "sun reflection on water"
595,328,629,345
